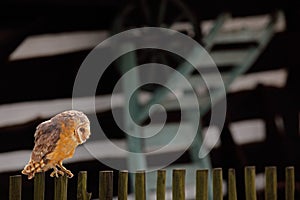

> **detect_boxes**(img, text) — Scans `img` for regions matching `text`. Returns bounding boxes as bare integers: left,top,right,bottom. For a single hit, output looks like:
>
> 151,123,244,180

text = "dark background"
0,0,299,199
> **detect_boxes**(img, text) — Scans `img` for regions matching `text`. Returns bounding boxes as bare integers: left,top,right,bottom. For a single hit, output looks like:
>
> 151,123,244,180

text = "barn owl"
22,110,91,179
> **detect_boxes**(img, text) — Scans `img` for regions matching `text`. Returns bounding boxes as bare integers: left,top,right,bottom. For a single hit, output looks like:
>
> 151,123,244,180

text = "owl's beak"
76,133,83,144
77,130,91,144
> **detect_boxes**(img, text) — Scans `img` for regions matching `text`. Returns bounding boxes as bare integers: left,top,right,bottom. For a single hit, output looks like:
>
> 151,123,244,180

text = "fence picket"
265,167,277,200
118,171,128,200
285,167,295,200
213,168,223,200
34,172,45,200
135,171,146,200
9,175,21,200
77,171,91,200
245,166,256,200
99,171,113,200
228,169,237,200
54,175,68,200
157,169,166,200
173,169,186,200
196,169,208,200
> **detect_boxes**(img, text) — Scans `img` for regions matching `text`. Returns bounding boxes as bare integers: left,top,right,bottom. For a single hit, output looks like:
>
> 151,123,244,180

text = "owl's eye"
79,127,85,133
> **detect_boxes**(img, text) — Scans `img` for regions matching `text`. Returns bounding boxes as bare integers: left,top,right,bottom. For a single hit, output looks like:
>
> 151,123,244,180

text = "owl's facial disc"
76,124,91,144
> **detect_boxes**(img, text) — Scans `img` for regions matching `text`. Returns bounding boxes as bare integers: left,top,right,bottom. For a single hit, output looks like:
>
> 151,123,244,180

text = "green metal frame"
112,5,282,198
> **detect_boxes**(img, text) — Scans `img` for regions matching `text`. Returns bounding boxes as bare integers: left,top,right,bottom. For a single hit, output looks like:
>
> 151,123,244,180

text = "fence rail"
9,166,295,200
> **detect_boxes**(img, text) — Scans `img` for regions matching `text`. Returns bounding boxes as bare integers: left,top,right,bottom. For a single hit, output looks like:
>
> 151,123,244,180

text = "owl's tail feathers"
22,160,45,179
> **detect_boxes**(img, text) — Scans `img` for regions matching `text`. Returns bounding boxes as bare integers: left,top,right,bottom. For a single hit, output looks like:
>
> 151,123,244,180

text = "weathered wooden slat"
265,167,277,200
157,169,166,200
135,171,146,200
245,166,256,200
285,167,295,200
213,168,223,200
228,169,237,200
77,171,92,200
9,175,22,200
173,169,186,200
118,170,128,200
54,175,68,200
34,172,45,200
99,171,113,200
196,169,209,200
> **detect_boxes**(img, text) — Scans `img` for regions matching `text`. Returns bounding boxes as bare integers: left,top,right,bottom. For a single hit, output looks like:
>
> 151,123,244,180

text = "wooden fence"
9,166,295,200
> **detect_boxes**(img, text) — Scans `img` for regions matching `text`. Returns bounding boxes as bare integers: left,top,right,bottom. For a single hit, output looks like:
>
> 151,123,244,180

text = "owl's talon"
58,162,73,178
65,170,73,178
50,171,59,178
58,170,64,176
50,169,64,178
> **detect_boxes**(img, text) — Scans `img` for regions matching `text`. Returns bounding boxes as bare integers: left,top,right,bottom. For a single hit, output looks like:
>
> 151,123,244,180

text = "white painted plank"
9,31,108,60
0,69,286,127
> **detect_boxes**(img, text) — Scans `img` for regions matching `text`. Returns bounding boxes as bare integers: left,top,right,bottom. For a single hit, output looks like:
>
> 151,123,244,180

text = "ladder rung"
173,73,231,91
143,122,195,151
160,94,210,111
214,29,263,44
197,49,251,67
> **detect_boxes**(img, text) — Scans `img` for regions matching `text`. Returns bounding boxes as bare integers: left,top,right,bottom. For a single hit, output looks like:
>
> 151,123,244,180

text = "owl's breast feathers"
46,123,79,163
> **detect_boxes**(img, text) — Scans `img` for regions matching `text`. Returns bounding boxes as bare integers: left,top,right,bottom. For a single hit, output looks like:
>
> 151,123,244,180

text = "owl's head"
55,110,91,144
73,111,91,144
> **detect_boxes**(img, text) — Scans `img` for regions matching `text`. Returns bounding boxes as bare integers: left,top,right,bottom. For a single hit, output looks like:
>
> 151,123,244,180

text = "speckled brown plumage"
22,110,91,179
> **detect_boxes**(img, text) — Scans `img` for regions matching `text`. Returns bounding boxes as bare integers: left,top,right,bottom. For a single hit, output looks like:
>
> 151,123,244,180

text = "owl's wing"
31,120,61,162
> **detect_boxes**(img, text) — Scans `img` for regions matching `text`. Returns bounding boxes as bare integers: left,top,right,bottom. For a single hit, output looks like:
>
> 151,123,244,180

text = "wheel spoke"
157,0,168,26
140,0,152,25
